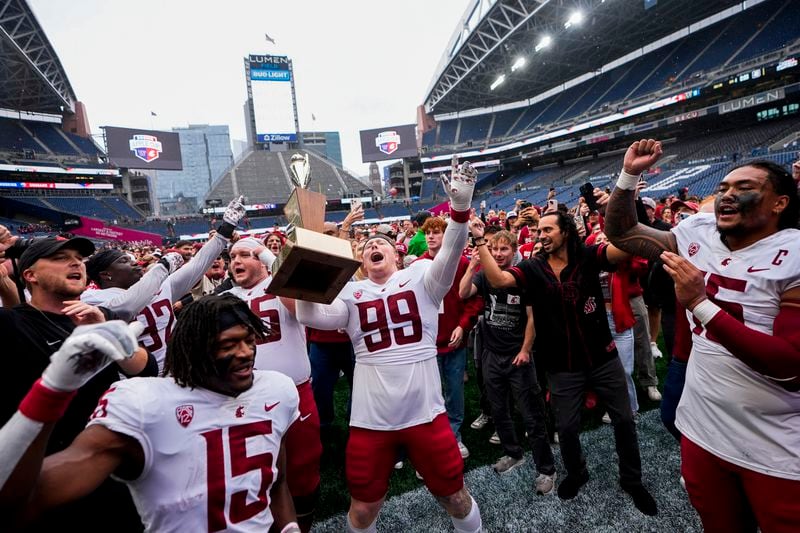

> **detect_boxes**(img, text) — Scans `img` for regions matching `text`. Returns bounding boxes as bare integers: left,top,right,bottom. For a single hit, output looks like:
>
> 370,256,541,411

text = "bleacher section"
427,0,799,150
0,117,100,157
477,119,800,214
206,149,368,204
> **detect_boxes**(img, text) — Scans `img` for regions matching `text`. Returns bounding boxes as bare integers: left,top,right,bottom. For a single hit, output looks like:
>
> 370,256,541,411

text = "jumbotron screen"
249,54,297,143
104,127,183,170
359,124,418,162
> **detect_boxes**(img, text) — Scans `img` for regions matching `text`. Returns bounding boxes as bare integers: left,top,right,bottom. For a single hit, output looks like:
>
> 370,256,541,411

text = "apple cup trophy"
268,153,361,303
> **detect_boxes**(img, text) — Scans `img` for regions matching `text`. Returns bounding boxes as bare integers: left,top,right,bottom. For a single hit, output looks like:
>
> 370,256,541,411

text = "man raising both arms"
605,139,800,532
0,295,301,532
222,237,322,532
295,157,482,533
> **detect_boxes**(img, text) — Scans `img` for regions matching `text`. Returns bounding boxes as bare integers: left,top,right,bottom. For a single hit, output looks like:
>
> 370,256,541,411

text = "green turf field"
315,345,675,527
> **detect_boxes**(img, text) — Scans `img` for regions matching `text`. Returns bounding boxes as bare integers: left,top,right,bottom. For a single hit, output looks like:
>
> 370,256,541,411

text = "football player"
0,294,301,533
295,157,482,533
605,139,800,532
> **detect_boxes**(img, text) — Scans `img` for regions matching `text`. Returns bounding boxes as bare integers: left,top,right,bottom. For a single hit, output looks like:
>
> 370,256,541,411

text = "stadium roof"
0,0,76,114
424,0,745,114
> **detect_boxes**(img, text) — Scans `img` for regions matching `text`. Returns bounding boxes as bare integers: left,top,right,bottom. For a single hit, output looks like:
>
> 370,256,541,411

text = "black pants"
548,357,643,487
482,347,555,475
473,320,491,416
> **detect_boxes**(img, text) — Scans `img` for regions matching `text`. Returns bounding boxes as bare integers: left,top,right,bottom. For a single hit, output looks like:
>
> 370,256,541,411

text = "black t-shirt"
0,303,146,532
473,270,529,357
0,303,123,454
508,244,618,373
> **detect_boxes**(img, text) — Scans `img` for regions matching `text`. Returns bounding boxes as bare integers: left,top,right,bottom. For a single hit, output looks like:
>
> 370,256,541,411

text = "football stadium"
0,0,798,531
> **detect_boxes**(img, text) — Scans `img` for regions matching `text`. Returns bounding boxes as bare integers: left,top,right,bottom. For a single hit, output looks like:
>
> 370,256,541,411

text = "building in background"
301,131,342,167
368,162,383,195
157,124,233,213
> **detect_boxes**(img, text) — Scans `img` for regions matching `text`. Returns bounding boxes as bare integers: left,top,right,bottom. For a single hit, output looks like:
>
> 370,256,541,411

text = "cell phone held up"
580,182,598,212
350,199,362,212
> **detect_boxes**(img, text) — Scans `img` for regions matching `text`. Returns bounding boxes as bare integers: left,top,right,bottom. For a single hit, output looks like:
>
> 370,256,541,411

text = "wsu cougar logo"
583,296,596,315
175,404,194,427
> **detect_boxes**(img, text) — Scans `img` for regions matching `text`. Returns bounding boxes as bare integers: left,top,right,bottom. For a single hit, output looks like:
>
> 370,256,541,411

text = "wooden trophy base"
268,227,361,304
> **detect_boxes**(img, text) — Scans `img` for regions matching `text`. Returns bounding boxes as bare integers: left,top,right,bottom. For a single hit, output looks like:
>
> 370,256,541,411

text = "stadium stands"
206,149,368,204
425,1,800,150
0,117,100,157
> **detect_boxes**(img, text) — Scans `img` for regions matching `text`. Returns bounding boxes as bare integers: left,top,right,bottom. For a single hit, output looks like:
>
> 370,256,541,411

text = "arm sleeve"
168,234,227,301
704,300,800,380
459,293,483,331
97,264,169,321
295,298,350,331
423,218,469,302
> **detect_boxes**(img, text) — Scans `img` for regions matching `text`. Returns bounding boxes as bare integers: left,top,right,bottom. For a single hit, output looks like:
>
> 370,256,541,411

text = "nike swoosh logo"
264,401,280,412
46,340,61,346
300,413,312,422
398,280,410,288
747,266,769,273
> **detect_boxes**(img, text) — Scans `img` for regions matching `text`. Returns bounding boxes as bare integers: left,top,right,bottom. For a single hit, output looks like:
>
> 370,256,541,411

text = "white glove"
441,155,477,212
257,248,277,270
223,195,246,226
158,252,184,274
42,321,145,392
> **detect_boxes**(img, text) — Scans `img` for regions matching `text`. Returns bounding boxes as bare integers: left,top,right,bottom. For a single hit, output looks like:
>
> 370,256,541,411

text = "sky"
27,0,467,178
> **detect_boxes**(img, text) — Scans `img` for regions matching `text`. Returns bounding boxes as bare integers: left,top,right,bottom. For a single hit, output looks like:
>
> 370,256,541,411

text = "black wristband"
217,221,235,239
122,350,159,378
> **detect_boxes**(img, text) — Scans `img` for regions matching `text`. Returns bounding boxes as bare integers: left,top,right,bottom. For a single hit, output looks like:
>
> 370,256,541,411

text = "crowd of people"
0,142,797,532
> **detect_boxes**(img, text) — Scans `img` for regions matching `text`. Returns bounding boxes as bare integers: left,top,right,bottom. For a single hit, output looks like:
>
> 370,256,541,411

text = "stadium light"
511,57,526,72
535,35,552,52
565,10,584,28
490,74,506,91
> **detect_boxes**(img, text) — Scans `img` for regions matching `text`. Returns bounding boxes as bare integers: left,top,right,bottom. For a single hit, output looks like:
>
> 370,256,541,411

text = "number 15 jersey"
672,212,800,479
87,371,299,532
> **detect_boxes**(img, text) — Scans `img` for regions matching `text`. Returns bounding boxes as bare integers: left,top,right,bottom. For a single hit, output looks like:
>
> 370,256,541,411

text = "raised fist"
223,195,246,226
158,251,185,274
441,156,477,212
42,321,145,392
623,139,663,176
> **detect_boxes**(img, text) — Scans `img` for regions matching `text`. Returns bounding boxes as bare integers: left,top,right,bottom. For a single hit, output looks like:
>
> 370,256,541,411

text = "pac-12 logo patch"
688,242,700,257
583,296,596,314
375,131,401,155
129,134,163,163
353,290,363,300
175,404,194,427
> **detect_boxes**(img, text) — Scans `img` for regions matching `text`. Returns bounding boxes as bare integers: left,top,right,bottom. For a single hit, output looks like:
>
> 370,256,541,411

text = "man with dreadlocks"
469,203,658,516
0,294,302,533
221,236,321,533
295,157,483,533
81,195,247,370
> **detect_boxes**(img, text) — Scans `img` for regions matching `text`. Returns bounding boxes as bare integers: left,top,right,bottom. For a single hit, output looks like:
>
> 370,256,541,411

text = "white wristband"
615,169,640,191
692,299,722,326
280,522,301,533
258,249,277,270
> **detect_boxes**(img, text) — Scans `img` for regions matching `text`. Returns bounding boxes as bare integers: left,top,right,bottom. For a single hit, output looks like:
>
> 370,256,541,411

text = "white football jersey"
88,371,299,533
338,260,445,430
224,277,310,385
82,283,175,370
673,213,800,479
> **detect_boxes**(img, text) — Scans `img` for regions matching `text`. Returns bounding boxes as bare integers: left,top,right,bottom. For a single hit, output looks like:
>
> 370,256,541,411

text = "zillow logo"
375,131,401,155
129,134,163,163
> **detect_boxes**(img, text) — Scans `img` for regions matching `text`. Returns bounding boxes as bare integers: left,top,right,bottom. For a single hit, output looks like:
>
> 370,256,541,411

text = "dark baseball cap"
18,237,95,273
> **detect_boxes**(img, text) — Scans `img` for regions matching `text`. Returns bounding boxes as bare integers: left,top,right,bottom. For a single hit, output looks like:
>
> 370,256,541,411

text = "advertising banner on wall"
72,217,163,245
